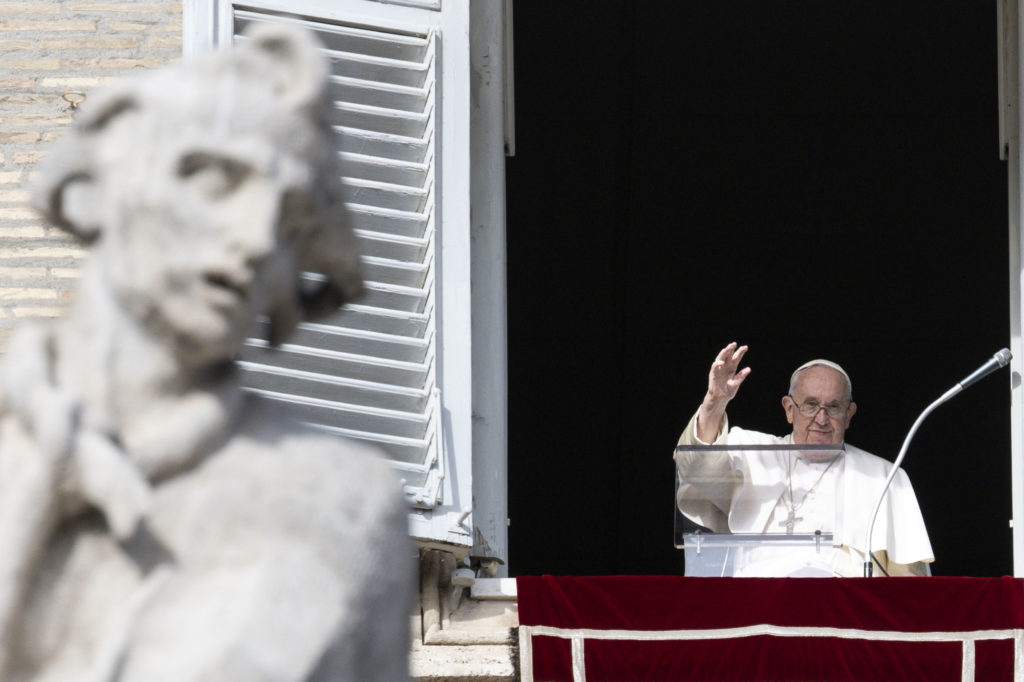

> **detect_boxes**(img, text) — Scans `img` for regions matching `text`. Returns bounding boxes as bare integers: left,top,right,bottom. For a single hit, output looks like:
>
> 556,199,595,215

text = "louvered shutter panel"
231,10,445,511
185,0,483,551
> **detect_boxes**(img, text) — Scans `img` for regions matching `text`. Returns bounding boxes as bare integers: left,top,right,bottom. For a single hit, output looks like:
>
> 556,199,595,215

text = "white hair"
789,359,852,401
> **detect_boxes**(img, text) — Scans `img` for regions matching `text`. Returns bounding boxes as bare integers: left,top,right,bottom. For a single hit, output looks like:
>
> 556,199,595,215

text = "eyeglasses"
787,395,850,419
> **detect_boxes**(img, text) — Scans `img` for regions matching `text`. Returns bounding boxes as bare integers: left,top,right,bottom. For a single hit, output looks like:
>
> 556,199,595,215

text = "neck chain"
777,454,840,534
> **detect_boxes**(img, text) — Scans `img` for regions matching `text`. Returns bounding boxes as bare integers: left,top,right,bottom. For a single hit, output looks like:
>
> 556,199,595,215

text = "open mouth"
202,271,249,309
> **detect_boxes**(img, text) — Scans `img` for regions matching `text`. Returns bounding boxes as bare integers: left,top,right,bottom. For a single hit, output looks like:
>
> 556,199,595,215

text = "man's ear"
845,401,857,426
781,395,795,425
31,93,137,243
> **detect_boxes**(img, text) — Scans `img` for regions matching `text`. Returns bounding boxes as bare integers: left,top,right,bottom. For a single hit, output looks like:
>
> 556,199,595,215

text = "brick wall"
0,1,182,349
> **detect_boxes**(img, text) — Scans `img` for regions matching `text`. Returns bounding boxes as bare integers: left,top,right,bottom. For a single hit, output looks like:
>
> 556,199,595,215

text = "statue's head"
32,25,361,363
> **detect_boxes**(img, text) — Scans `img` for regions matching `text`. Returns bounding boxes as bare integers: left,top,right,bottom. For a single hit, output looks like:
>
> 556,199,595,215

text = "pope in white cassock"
675,343,934,577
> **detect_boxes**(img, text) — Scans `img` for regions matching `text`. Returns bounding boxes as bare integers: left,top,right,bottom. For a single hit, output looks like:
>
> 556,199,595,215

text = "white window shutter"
184,0,477,549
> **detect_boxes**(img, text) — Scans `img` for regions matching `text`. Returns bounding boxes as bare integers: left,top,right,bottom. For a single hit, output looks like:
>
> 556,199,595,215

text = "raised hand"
697,342,751,441
706,342,751,403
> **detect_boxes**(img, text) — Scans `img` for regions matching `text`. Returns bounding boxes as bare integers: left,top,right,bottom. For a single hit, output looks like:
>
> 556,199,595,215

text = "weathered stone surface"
0,24,412,681
410,640,517,682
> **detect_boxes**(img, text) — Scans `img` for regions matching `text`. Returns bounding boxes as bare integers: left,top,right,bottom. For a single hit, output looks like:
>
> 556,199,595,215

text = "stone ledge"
410,639,517,682
413,566,519,681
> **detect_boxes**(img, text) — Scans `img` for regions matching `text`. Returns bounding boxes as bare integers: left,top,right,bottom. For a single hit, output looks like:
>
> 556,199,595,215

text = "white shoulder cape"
680,420,934,565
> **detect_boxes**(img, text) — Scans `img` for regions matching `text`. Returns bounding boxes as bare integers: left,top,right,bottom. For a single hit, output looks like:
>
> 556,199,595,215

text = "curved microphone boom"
862,348,1013,577
959,348,1013,390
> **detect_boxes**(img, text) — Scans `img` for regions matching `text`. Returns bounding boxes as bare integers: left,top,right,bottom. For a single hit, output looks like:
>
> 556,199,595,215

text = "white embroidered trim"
518,624,1024,682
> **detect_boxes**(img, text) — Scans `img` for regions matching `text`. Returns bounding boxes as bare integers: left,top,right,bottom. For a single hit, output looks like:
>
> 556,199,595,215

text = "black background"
506,3,1012,577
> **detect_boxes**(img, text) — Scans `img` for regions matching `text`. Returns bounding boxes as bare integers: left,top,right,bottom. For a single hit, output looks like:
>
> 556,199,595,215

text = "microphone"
862,348,1013,577
958,348,1012,391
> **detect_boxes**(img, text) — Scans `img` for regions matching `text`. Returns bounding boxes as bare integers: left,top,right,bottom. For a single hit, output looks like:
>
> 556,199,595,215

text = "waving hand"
697,342,751,442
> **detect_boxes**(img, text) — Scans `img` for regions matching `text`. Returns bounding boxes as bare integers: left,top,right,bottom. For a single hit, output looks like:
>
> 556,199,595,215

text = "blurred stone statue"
0,24,412,681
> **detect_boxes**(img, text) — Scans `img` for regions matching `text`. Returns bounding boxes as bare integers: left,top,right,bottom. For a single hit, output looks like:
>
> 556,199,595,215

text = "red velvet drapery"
516,576,1024,681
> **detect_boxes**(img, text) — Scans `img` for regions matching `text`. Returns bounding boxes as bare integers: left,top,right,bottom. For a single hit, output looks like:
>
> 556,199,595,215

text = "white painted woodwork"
1001,0,1024,576
184,0,505,553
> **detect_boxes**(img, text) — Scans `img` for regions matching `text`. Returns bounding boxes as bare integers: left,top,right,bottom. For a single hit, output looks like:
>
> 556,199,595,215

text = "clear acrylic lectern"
674,443,845,577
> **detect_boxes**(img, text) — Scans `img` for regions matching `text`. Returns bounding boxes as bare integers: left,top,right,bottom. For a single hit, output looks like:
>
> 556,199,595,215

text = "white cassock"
675,411,934,576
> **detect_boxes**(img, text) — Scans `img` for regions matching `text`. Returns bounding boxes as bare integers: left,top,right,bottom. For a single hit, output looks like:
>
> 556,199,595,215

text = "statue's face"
95,108,316,360
40,46,360,365
34,27,361,365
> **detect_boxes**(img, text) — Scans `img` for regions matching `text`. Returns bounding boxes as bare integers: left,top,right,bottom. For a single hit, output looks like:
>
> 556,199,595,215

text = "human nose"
813,407,831,424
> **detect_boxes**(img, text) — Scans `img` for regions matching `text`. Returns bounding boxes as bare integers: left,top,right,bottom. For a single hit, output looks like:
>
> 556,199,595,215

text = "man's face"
782,366,856,445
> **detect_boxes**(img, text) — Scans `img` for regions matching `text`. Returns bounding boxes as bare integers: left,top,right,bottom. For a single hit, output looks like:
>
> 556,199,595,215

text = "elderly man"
675,342,934,576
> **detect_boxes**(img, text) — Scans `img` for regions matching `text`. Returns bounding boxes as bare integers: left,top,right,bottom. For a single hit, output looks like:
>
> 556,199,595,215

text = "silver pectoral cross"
779,509,802,534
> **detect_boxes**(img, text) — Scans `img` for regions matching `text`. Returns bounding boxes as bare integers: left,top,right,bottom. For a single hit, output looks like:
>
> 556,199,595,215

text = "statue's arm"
0,324,153,675
1,324,151,537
